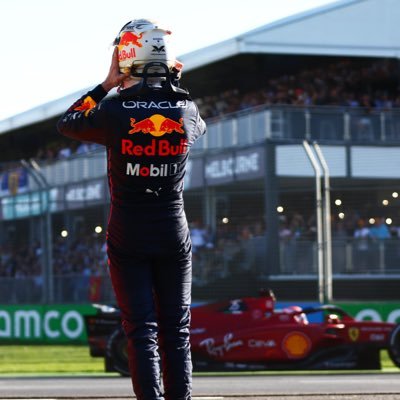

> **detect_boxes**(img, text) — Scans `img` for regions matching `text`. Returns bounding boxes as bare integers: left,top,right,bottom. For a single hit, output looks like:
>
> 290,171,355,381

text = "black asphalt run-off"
3,396,400,400
1,374,399,399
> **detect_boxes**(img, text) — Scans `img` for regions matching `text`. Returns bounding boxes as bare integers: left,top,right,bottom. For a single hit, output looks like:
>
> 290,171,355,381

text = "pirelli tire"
388,324,400,368
106,326,130,377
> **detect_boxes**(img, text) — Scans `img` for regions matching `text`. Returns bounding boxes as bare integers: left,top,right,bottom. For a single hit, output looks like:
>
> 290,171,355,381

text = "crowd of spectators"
190,211,400,284
52,234,108,302
1,56,400,291
1,57,396,168
1,209,400,303
0,141,102,176
1,58,400,304
0,233,108,303
34,140,102,163
194,58,400,119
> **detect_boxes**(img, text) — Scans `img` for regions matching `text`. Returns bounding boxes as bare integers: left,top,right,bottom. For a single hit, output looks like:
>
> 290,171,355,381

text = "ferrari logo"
348,327,360,342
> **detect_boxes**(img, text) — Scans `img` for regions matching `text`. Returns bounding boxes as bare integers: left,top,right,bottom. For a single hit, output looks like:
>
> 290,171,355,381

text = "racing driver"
57,19,206,400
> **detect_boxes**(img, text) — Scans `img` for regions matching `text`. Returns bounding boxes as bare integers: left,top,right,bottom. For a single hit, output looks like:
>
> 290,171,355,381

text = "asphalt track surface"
1,373,400,400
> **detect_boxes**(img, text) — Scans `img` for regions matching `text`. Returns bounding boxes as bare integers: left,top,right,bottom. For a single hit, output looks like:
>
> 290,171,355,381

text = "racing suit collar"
118,84,190,100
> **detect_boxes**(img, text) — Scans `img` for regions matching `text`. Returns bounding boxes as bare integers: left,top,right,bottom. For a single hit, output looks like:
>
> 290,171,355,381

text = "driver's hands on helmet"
102,47,130,92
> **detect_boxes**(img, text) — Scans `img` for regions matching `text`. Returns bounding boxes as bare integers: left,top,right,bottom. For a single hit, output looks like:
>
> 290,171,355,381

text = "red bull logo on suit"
123,114,186,176
121,139,188,157
128,114,184,137
73,96,97,117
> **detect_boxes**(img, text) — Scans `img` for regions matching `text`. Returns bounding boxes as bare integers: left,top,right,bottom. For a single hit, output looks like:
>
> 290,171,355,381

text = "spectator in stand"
343,91,360,108
289,212,306,239
279,217,293,243
57,144,72,159
374,91,393,110
353,218,372,271
45,144,58,160
75,142,91,155
355,94,375,140
190,221,215,284
369,217,391,239
332,219,348,273
279,216,295,274
189,220,207,254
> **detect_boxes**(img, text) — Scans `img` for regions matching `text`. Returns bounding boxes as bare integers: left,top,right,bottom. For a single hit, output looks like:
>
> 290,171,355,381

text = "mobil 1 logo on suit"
126,162,181,177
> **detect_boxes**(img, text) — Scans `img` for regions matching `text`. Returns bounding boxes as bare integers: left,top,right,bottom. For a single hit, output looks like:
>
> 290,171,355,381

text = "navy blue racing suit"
57,83,206,400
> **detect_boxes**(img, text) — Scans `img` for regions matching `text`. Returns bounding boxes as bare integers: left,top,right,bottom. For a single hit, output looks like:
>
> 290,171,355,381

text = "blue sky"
0,0,337,120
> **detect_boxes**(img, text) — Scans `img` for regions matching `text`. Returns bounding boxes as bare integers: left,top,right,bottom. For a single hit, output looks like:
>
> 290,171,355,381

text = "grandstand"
1,0,400,304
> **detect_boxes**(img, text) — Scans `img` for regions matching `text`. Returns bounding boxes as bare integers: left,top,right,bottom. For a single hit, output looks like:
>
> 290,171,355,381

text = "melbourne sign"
65,179,106,209
0,304,96,343
205,147,265,186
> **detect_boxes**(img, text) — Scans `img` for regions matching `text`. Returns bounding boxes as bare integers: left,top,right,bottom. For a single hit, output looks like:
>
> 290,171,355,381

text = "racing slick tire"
388,324,400,368
106,326,130,377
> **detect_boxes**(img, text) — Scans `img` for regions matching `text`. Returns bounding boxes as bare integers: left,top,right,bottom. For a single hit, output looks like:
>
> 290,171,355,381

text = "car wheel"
388,324,400,368
106,326,130,377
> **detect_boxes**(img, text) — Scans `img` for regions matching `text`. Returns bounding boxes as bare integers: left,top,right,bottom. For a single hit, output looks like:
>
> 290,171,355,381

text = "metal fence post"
265,109,271,139
21,159,54,304
380,112,386,142
312,143,332,303
302,141,324,303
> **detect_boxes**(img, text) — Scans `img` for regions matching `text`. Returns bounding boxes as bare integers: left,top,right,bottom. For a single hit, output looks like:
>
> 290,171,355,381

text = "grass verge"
0,345,105,374
0,345,397,375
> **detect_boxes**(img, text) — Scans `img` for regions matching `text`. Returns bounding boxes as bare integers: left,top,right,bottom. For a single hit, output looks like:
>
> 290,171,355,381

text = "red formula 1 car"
84,290,400,376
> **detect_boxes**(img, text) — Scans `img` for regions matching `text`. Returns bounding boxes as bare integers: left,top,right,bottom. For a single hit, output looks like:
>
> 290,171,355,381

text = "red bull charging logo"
119,31,143,47
73,96,97,116
118,31,143,62
128,114,184,137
